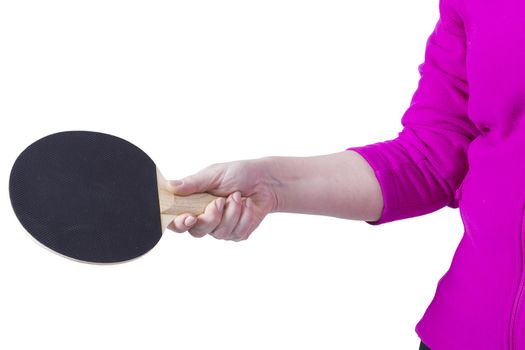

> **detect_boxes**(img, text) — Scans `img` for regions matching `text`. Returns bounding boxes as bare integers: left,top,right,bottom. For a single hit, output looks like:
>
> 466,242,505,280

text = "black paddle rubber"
9,131,162,263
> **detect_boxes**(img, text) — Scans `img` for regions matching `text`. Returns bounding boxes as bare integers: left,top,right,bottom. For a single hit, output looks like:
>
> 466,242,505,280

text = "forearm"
261,151,384,221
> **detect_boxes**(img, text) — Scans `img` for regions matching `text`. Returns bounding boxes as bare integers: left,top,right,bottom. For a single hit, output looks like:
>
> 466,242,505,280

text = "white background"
0,0,464,349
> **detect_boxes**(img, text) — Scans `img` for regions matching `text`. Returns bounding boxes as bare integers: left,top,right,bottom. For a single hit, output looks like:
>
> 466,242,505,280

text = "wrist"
252,156,287,213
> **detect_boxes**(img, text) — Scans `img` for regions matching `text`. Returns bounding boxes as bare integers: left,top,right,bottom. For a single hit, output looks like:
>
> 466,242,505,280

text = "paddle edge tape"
156,168,177,233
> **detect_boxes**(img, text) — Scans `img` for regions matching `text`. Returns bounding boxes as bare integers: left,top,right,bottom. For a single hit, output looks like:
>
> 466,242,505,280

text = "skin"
167,150,384,241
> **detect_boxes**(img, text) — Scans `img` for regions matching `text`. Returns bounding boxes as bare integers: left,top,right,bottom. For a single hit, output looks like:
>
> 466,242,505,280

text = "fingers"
167,213,198,233
229,197,257,241
167,164,222,196
186,197,226,238
168,191,256,241
209,192,243,240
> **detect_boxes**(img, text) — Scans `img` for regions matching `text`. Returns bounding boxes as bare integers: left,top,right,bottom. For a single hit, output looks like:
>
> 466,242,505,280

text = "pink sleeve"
347,0,480,225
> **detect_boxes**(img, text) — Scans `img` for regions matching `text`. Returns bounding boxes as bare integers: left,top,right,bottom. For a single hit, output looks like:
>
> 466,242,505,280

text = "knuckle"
211,201,223,215
213,228,229,240
212,213,223,226
233,231,247,241
206,162,223,173
213,228,224,238
170,222,184,233
188,228,205,238
234,232,246,241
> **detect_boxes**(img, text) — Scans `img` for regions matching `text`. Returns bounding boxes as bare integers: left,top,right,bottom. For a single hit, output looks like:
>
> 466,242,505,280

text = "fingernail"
233,191,241,204
170,180,183,187
184,216,196,226
215,198,225,211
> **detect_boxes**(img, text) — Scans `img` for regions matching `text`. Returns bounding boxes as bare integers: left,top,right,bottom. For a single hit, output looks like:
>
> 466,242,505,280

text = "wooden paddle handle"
156,169,224,231
161,192,220,216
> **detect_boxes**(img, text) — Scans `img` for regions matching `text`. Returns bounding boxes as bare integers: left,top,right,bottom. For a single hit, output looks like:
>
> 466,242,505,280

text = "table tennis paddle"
9,130,227,264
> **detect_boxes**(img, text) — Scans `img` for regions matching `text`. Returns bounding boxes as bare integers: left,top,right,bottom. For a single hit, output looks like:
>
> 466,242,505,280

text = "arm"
267,0,480,225
264,151,384,221
169,0,481,240
168,151,384,240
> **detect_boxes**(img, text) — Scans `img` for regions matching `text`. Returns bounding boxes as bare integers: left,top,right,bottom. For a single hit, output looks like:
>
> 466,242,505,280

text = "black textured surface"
9,131,162,263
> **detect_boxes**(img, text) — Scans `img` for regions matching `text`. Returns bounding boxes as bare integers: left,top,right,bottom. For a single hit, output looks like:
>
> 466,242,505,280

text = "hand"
167,158,279,241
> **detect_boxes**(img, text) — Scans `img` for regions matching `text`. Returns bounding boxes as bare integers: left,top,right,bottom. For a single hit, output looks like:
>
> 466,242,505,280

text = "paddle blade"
9,131,162,263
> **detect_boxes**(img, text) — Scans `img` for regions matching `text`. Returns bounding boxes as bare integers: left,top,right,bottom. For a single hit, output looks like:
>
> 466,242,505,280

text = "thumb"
167,166,222,196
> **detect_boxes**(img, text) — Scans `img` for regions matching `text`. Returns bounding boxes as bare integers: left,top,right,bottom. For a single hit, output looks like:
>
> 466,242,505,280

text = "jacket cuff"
346,144,403,226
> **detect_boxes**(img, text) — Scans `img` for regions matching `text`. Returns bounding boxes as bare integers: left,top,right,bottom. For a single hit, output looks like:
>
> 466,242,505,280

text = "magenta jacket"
346,0,525,348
